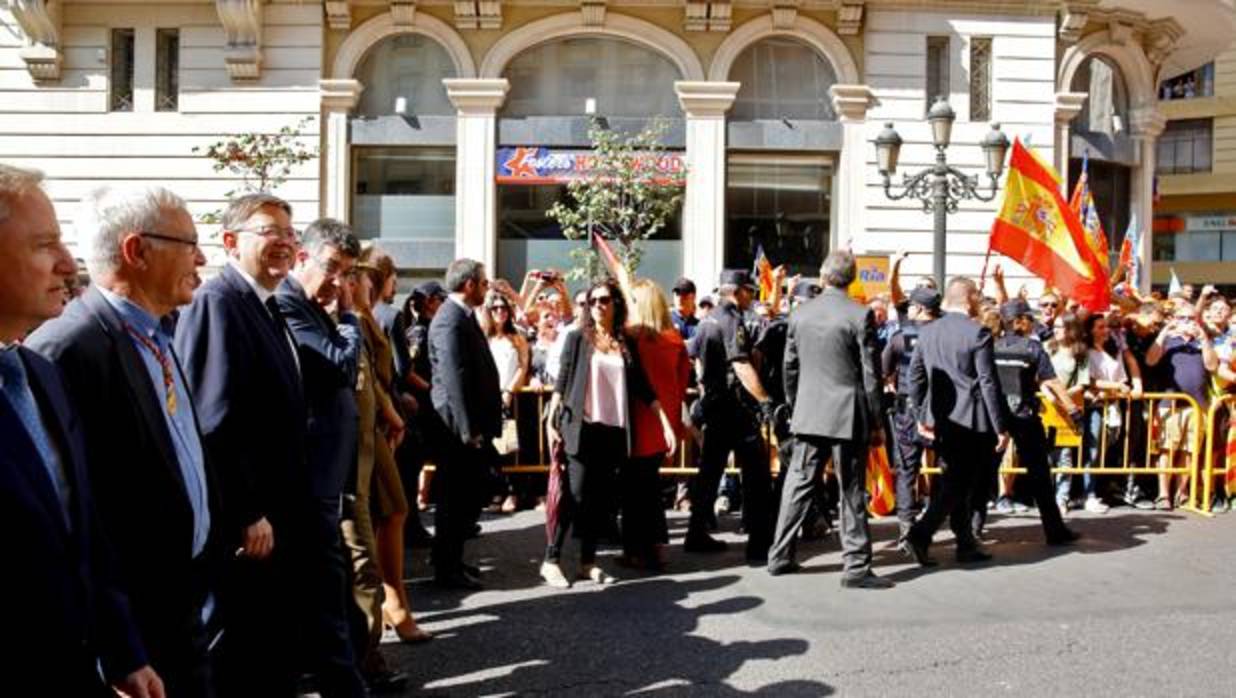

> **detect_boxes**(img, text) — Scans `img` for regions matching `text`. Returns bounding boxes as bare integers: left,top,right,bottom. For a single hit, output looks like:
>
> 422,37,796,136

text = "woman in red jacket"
622,279,690,570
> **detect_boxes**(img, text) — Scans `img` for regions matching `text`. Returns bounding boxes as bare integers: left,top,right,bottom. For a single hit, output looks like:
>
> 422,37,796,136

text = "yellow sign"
847,255,890,303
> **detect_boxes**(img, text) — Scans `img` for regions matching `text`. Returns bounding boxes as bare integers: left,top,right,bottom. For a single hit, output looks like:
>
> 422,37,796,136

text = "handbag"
493,417,520,456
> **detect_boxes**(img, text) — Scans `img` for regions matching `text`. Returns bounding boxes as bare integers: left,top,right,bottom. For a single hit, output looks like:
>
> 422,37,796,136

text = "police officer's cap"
909,286,941,313
414,280,447,300
719,269,757,290
672,277,696,295
1000,298,1034,321
792,280,822,300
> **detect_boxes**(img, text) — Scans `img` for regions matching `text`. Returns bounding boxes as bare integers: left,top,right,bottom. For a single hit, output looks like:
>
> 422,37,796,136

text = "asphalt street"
383,505,1236,697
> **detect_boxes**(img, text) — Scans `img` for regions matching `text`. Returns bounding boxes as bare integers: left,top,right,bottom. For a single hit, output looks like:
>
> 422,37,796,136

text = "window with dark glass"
1070,56,1129,137
729,37,838,121
969,37,991,122
726,154,833,277
925,36,950,111
110,28,135,112
1159,62,1215,101
155,29,179,112
354,34,457,117
1156,119,1213,175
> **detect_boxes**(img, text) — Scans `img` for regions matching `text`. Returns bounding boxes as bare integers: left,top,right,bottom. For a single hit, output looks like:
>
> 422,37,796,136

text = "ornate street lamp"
875,97,1010,288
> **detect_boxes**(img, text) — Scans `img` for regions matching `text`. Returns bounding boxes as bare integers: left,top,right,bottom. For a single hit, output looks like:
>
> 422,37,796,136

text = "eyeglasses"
490,305,509,312
237,226,299,241
588,296,613,307
140,232,200,249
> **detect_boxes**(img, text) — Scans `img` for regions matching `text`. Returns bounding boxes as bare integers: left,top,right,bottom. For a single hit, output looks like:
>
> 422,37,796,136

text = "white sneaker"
579,564,617,585
540,562,571,589
1057,496,1070,518
714,495,730,516
1084,496,1109,514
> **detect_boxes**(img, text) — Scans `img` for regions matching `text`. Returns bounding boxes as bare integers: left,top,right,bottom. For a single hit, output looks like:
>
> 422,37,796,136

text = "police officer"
992,298,1081,545
687,269,775,562
881,286,940,541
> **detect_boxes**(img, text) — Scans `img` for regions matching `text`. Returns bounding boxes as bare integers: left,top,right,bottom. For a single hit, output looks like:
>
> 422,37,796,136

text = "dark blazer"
908,311,1007,435
784,287,883,441
174,264,307,538
428,297,502,445
25,287,221,657
1,347,146,695
374,302,412,394
275,275,361,498
553,329,656,457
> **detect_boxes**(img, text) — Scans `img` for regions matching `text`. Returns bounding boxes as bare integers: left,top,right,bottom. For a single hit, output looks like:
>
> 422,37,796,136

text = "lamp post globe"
926,97,956,149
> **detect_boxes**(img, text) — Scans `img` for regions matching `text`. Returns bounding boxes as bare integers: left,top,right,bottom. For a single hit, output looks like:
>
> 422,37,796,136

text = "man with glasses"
175,193,310,697
1035,292,1061,342
274,218,367,697
28,185,215,698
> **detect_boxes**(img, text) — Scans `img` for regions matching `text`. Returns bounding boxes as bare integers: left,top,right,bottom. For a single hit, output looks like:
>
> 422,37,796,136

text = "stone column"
444,78,509,270
1131,107,1166,295
1053,92,1088,176
319,79,364,221
829,84,875,250
675,81,739,290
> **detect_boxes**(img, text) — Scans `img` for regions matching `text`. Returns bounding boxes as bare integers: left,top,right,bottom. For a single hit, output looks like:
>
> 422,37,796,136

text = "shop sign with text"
496,147,686,185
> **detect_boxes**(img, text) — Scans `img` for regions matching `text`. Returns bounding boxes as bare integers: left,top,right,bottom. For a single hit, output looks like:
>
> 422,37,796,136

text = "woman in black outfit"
543,279,676,588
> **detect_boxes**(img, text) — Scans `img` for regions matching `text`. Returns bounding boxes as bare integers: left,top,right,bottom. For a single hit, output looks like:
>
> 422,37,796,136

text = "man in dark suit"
174,192,309,697
767,250,891,589
429,258,502,589
27,185,217,698
902,276,1010,566
0,163,163,697
275,218,367,698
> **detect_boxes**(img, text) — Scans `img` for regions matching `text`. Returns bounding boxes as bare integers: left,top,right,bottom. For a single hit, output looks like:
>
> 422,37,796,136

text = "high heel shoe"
383,608,433,645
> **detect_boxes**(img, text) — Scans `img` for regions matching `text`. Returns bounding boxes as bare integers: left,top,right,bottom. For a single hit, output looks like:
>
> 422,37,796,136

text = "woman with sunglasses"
483,290,530,513
543,279,676,587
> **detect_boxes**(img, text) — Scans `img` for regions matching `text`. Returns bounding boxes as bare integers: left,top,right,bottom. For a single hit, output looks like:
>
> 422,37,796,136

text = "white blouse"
583,350,627,429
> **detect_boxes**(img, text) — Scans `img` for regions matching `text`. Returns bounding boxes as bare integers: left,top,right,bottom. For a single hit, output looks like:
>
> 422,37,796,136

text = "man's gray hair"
0,163,46,224
76,185,187,278
301,217,360,258
821,249,857,289
445,258,485,293
220,192,292,232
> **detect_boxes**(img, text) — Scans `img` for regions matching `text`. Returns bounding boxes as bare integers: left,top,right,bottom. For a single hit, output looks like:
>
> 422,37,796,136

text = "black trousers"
1009,415,1070,539
432,439,492,575
622,452,670,560
769,434,872,578
299,495,367,698
547,422,624,564
909,423,990,552
689,402,772,558
888,406,927,526
140,558,214,698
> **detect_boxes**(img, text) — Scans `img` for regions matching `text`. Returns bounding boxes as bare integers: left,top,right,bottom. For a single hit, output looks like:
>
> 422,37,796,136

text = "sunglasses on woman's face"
490,304,509,312
588,296,613,307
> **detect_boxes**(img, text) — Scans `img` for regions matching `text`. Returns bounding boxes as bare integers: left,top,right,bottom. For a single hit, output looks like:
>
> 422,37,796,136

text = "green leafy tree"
547,117,685,282
191,116,318,223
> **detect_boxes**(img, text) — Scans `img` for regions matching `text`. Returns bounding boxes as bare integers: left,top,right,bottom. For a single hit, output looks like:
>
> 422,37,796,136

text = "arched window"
501,37,681,118
354,34,457,117
729,37,838,121
1070,55,1129,138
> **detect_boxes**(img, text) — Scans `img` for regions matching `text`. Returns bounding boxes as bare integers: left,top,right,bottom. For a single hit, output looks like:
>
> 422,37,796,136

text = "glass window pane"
926,36,949,111
110,28,134,112
355,35,457,117
969,37,992,122
726,155,833,277
502,38,681,118
1069,56,1128,137
1183,232,1221,261
353,146,455,250
156,29,179,112
1223,232,1236,262
729,37,837,121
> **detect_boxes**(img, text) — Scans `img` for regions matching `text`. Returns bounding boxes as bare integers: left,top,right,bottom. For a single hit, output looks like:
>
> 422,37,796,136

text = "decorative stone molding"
579,0,604,26
217,0,263,80
770,2,796,30
1058,29,1155,109
684,0,730,32
8,0,63,81
709,13,860,84
1107,18,1134,46
1057,0,1099,43
324,0,350,30
390,0,416,26
837,0,864,36
829,84,874,122
443,77,509,114
331,11,476,79
454,0,501,30
320,78,364,112
674,80,739,117
1054,91,1088,124
1129,106,1166,139
1143,19,1183,67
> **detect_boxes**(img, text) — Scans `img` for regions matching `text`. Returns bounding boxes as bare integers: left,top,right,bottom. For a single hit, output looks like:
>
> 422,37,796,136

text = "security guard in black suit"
881,286,940,541
992,299,1081,545
687,269,775,562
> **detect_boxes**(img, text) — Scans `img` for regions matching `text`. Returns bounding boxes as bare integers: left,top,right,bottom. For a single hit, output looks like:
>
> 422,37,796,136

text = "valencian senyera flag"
592,230,632,297
989,139,1110,312
1069,152,1111,272
753,244,775,303
1117,214,1140,288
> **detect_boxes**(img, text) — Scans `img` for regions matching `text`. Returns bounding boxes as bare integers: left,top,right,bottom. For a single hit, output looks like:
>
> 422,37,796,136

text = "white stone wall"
0,1,323,264
861,9,1058,293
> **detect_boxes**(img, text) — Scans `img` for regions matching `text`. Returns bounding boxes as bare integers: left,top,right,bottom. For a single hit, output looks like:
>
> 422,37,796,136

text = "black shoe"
683,534,727,553
434,571,483,590
365,670,408,694
899,535,937,567
955,548,993,564
767,561,801,576
469,523,482,538
1045,529,1081,546
840,572,894,589
461,563,482,579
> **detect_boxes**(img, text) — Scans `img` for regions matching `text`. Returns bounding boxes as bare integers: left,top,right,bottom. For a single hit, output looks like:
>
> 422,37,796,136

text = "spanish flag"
989,139,1110,312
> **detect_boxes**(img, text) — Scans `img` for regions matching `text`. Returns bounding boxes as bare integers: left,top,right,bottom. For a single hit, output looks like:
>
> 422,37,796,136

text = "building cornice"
7,0,63,82
216,0,263,80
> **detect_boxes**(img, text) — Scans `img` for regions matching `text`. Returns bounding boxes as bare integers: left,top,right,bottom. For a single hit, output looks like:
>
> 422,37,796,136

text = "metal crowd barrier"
1200,394,1236,515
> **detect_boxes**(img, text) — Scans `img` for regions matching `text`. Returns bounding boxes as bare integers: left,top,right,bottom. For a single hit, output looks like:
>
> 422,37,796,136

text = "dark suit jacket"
1,347,146,695
784,287,883,441
275,275,361,498
908,311,1007,435
553,329,656,457
374,302,412,394
174,264,308,539
26,286,221,656
428,297,502,445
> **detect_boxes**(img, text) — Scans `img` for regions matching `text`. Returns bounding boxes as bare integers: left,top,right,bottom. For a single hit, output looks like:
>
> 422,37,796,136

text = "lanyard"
124,323,178,415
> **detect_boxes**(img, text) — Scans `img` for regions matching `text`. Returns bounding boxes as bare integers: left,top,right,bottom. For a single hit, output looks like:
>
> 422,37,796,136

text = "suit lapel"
8,352,73,540
222,266,303,403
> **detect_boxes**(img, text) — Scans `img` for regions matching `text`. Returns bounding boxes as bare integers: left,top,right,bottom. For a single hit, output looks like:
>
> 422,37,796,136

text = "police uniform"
992,304,1075,543
688,275,773,560
882,320,927,533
